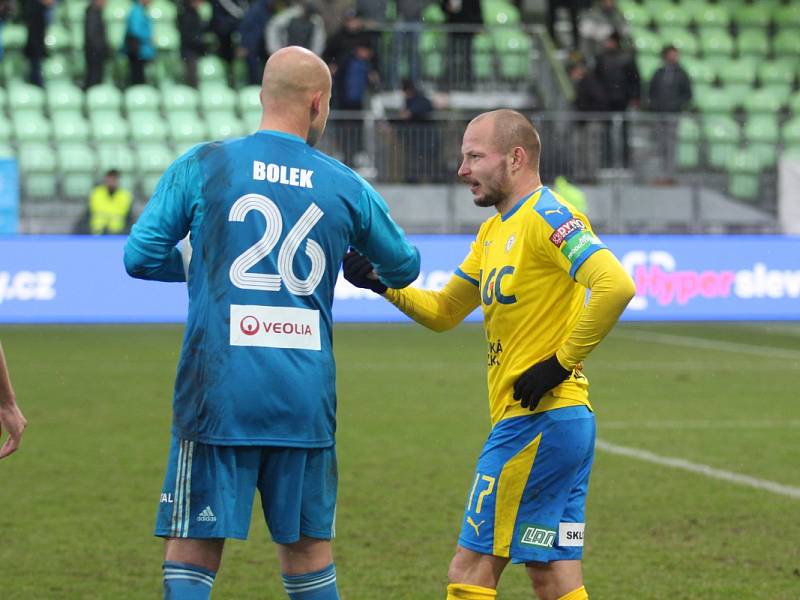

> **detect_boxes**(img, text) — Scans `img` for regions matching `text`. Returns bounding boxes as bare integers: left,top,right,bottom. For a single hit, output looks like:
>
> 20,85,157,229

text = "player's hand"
513,355,571,411
0,400,27,459
342,251,387,294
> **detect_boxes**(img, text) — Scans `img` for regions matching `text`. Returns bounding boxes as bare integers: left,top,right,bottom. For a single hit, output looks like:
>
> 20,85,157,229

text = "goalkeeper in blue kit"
123,47,420,600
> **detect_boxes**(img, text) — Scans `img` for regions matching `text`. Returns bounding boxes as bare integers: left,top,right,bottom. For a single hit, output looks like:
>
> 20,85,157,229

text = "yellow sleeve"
555,248,636,368
384,274,481,333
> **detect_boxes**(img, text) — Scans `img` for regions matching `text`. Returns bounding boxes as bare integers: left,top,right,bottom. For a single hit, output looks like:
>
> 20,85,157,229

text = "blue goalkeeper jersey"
124,130,420,447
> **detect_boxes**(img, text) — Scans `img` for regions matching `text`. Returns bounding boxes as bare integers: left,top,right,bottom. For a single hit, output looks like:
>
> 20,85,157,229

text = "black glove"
342,251,387,294
513,355,572,411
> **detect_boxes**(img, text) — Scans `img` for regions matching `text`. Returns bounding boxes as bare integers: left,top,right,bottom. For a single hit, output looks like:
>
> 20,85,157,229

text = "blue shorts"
458,406,596,564
154,436,337,543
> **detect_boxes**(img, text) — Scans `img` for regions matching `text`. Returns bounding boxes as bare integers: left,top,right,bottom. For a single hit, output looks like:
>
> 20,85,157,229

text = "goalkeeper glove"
513,355,571,411
342,251,387,294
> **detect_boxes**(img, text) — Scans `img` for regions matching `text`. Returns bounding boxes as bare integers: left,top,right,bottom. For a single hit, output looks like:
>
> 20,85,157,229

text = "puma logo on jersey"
467,516,486,537
252,161,314,188
544,208,564,216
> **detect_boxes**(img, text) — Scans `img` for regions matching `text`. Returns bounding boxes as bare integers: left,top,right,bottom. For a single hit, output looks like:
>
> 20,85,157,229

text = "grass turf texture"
0,322,798,599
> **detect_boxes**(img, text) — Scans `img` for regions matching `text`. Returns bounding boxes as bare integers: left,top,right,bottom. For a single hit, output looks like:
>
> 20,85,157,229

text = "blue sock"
163,561,216,600
282,563,339,599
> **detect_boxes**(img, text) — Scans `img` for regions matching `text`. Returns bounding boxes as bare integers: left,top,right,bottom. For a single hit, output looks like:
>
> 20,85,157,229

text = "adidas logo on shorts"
197,506,217,522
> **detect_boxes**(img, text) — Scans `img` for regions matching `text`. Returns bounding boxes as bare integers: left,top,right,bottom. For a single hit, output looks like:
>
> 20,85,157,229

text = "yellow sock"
557,585,588,600
446,583,498,599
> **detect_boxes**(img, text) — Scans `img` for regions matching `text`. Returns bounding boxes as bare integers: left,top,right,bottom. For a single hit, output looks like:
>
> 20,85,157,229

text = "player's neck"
496,176,543,217
258,113,309,143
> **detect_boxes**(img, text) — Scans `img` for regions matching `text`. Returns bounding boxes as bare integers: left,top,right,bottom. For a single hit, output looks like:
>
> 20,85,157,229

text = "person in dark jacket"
569,61,606,181
124,0,155,85
84,0,109,89
397,79,440,182
209,0,249,64
23,0,52,87
440,0,482,88
178,0,208,87
648,45,693,179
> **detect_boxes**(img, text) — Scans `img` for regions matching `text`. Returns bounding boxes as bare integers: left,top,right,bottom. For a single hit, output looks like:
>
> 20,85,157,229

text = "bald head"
470,109,541,172
259,46,332,145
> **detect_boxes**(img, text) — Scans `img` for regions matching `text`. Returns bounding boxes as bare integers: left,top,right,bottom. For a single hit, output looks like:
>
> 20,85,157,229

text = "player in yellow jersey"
343,110,636,600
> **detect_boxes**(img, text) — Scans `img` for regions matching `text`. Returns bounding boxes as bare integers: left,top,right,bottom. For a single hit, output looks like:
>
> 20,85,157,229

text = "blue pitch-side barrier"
0,235,798,323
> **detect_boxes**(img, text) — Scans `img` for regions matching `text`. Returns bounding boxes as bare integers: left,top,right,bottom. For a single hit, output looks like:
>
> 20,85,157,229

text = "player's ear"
310,91,322,118
510,146,526,172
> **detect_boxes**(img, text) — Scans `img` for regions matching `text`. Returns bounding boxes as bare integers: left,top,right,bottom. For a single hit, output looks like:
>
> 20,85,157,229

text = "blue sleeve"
127,5,149,42
124,149,203,282
350,180,420,289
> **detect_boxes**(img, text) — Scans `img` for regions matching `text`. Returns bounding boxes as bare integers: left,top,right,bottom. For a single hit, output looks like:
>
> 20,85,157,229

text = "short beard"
472,163,511,208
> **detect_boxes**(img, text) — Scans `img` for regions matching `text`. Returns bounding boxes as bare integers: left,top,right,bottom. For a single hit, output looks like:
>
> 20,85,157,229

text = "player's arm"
0,342,27,459
349,183,420,289
123,151,202,282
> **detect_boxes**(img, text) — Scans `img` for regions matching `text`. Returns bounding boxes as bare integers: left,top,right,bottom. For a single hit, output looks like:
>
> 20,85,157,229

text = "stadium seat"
0,115,12,142
737,29,770,58
703,115,740,169
619,1,651,28
0,86,6,111
726,149,761,201
44,24,72,54
0,142,14,157
659,28,698,56
238,85,262,118
206,113,246,140
775,4,800,28
149,0,178,22
8,82,45,111
421,3,446,24
18,143,58,199
197,56,227,83
86,84,123,114
105,0,130,23
694,87,736,114
742,87,788,114
161,85,200,115
52,113,91,143
129,112,169,143
13,112,52,143
492,29,531,80
47,83,84,114
694,4,730,29
2,23,26,53
718,59,757,87
472,33,494,81
482,0,521,26
96,142,138,174
745,115,780,169
153,22,180,53
90,113,130,143
43,56,72,83
137,143,176,197
681,58,716,86
733,4,771,29
758,60,796,87
168,113,209,146
791,93,800,115
57,142,97,199
783,117,800,146
632,29,661,56
774,30,800,57
124,85,161,114
65,1,87,27
637,54,660,84
699,29,734,57
676,116,700,169
199,83,238,115
419,29,446,79
651,1,691,28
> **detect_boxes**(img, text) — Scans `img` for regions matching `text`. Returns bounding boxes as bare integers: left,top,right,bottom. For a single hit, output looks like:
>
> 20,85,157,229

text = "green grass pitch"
1,322,799,599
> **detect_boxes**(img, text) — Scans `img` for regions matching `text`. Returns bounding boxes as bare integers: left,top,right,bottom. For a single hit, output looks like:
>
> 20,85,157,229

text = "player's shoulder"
306,148,373,193
529,186,590,230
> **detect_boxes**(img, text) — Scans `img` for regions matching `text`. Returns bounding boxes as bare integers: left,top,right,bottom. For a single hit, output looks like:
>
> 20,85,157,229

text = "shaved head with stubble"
458,109,543,215
259,46,332,147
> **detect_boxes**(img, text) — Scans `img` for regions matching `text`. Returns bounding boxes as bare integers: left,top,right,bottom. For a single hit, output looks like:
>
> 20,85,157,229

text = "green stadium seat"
197,56,227,83
718,59,757,87
161,85,200,114
699,29,734,57
723,84,751,109
86,84,123,114
676,116,700,169
149,0,178,22
419,29,446,79
106,21,127,49
238,85,262,118
774,30,800,57
8,82,45,111
13,112,52,142
96,142,137,174
2,23,27,52
745,115,779,146
57,142,97,198
105,0,130,23
492,29,531,80
153,22,180,53
652,2,691,28
137,143,176,197
743,86,789,113
482,0,520,26
472,32,494,81
168,114,209,146
681,58,716,86
726,149,761,201
90,113,130,143
124,85,161,114
703,115,740,169
632,29,661,56
0,142,14,157
694,4,730,29
783,117,800,146
129,112,169,143
637,54,661,84
619,1,650,27
47,83,84,113
659,28,698,56
52,114,91,143
19,142,58,199
206,113,246,140
421,3,446,24
694,86,736,114
44,24,71,54
66,1,87,26
791,92,800,115
737,29,769,58
775,4,800,28
43,56,72,83
0,115,12,142
0,86,6,112
733,4,771,29
758,60,796,86
199,83,237,115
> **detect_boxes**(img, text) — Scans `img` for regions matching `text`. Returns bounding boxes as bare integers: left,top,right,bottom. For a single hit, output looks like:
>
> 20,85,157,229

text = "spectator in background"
87,169,134,235
355,0,386,59
397,79,438,182
594,31,639,166
0,0,16,63
313,0,353,42
237,0,273,86
579,0,630,59
178,0,208,87
440,0,482,88
547,0,590,50
84,0,108,89
24,0,52,87
324,9,377,107
568,61,605,181
648,45,692,179
124,0,155,85
267,1,325,57
210,0,249,65
389,0,425,88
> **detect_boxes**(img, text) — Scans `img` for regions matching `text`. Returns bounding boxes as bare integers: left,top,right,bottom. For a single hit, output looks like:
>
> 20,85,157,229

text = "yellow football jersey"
455,186,607,425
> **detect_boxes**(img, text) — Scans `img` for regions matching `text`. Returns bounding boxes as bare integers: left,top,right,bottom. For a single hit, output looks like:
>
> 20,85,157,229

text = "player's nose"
457,161,469,178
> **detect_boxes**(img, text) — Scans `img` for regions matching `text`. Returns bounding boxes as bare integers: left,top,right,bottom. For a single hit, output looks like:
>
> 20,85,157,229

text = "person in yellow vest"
88,169,133,234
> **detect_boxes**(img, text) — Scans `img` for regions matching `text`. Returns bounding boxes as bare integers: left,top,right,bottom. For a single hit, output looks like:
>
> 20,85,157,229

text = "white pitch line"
614,330,800,361
602,419,800,430
596,439,800,499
